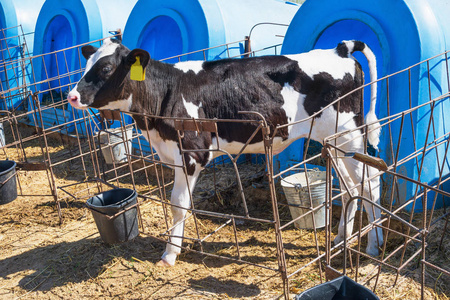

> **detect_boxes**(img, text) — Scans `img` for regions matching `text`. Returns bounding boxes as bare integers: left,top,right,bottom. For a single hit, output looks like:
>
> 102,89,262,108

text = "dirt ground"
0,174,301,299
0,126,449,299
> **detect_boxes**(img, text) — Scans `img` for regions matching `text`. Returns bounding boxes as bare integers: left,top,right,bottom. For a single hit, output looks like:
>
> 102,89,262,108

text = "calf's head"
68,38,149,111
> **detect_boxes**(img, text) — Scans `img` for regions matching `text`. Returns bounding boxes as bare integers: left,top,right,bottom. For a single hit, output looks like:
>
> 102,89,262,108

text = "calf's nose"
68,94,78,102
67,89,86,109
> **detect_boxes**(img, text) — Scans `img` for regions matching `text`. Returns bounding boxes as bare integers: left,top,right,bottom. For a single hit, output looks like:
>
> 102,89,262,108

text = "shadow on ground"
0,235,275,297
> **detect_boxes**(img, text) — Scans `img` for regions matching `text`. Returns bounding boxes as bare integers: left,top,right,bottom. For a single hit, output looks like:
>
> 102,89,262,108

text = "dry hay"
0,123,449,299
0,122,163,225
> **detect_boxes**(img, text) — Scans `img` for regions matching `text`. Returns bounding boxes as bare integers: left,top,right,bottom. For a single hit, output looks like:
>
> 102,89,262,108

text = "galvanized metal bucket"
281,169,327,229
0,122,5,147
98,127,133,164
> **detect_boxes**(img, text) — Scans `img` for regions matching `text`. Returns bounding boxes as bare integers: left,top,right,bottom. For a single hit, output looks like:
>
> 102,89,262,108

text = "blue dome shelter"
122,0,300,63
0,0,44,55
31,0,137,133
122,0,299,161
33,0,137,91
281,0,450,211
0,0,45,109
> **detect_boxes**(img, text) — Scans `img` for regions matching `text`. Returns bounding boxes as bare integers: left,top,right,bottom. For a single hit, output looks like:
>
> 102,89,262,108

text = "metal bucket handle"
280,167,322,191
97,127,133,145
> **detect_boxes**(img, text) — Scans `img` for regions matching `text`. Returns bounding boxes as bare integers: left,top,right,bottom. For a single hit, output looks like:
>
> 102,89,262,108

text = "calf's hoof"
156,259,173,267
333,234,344,246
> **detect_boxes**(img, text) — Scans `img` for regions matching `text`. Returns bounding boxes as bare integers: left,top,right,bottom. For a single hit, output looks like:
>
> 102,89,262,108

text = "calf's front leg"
157,158,201,267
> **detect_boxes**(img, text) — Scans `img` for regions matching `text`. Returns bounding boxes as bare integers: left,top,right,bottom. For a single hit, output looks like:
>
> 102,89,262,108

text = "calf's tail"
338,40,381,150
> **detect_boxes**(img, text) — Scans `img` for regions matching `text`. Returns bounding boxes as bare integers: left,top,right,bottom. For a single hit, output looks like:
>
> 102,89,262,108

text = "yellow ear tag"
130,56,145,81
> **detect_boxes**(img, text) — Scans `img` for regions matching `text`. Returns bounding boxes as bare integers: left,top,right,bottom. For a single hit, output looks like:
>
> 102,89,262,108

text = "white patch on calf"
212,136,291,157
308,105,360,145
286,49,356,80
279,83,360,148
97,94,133,112
280,83,309,138
280,84,300,123
182,96,201,119
141,129,178,165
187,156,197,169
174,61,204,74
84,38,119,75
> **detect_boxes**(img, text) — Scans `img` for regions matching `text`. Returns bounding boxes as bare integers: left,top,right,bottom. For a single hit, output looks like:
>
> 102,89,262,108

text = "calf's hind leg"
334,158,358,247
342,158,383,256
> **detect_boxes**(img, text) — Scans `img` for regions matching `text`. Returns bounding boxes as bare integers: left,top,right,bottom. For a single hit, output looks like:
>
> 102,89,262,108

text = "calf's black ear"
126,49,150,69
81,45,98,60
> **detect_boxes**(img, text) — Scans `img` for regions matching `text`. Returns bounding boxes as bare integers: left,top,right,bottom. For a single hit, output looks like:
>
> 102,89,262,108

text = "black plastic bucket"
86,188,139,244
0,160,17,205
295,276,379,300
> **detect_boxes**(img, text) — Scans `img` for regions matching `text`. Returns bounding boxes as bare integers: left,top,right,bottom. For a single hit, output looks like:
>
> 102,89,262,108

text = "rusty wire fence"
0,24,33,111
315,51,450,298
0,24,53,200
0,33,278,216
0,29,449,299
0,34,106,210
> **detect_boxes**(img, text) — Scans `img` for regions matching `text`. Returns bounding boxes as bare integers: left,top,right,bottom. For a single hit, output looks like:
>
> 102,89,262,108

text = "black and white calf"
68,38,383,266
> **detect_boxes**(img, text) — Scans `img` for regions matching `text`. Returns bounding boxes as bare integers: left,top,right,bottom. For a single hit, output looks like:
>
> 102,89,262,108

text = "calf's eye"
102,66,112,74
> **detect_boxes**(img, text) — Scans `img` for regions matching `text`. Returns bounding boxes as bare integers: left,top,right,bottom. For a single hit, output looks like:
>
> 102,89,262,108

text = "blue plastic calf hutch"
31,0,138,134
122,0,300,157
0,0,44,56
33,0,138,90
122,0,300,62
0,0,44,109
281,0,450,211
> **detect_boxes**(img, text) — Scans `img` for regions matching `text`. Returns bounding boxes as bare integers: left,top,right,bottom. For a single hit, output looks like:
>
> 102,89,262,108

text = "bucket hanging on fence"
86,188,139,244
0,122,5,147
295,276,379,300
0,160,17,204
97,127,133,164
281,169,327,229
